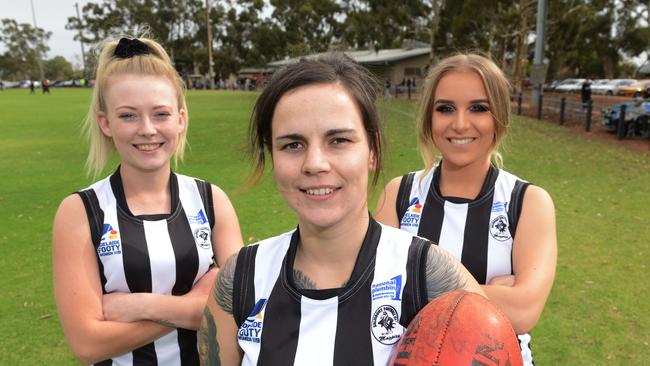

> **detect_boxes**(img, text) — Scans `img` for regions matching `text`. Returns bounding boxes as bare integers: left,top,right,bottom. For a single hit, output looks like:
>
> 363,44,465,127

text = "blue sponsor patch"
401,198,422,228
491,201,508,213
188,209,208,225
238,299,267,344
98,224,121,257
371,275,402,301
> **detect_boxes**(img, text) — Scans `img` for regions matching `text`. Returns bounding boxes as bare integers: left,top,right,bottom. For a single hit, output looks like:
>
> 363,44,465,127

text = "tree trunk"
512,0,530,95
429,0,441,66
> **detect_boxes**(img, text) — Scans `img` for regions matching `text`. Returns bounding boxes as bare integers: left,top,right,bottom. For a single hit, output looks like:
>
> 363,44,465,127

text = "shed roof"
268,47,431,68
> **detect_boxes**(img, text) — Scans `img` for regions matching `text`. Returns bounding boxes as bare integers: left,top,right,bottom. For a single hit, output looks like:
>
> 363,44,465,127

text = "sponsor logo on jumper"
491,201,508,213
188,209,208,225
490,215,510,241
98,224,121,257
372,275,403,301
401,198,422,228
194,227,211,249
238,299,267,344
371,305,402,345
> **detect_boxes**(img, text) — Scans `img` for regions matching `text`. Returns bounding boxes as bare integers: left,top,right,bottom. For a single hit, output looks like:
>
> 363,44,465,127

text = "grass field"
0,88,648,365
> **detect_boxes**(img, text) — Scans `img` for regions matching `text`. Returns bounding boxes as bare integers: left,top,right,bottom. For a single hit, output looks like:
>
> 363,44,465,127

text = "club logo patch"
401,197,423,228
193,227,211,249
238,299,267,344
371,305,402,345
490,215,510,241
98,224,121,257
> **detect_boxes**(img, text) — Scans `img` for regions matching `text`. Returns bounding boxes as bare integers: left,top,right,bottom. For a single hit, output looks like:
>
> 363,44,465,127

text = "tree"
271,0,343,55
44,56,75,80
0,18,51,80
342,0,430,50
66,0,205,75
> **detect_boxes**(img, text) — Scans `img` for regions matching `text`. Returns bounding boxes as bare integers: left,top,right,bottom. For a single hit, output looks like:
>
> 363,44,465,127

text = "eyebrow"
433,98,489,105
275,128,358,141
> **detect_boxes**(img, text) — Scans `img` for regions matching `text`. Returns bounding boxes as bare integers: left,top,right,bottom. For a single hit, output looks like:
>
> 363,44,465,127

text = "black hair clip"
114,38,150,58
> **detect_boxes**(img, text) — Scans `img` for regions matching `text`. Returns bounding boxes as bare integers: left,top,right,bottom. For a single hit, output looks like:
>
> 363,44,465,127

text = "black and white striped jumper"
231,219,433,366
78,169,215,366
395,163,535,366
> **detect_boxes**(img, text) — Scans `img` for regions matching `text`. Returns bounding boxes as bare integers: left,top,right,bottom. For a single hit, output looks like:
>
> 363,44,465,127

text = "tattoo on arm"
293,270,318,289
154,319,177,328
198,307,221,366
215,253,237,314
424,244,468,300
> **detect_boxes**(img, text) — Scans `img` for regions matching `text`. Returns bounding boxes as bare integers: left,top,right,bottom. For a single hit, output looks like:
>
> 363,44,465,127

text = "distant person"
52,36,243,365
581,79,592,108
30,81,35,94
42,79,50,94
385,79,392,98
0,80,4,91
407,78,413,99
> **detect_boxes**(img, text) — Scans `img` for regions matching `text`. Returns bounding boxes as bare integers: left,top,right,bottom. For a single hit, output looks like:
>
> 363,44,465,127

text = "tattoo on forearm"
154,319,177,328
198,307,221,366
293,270,318,289
425,244,468,300
216,253,237,314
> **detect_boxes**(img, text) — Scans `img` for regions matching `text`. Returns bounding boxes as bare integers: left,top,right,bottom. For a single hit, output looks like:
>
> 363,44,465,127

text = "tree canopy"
3,0,648,82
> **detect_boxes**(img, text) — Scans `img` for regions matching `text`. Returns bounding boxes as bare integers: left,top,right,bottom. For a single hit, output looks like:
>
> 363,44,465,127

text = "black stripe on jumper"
168,205,201,365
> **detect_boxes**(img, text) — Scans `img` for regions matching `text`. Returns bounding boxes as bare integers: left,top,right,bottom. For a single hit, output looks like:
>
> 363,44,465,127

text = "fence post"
537,93,543,120
585,100,593,132
517,93,522,115
617,104,627,140
560,97,566,125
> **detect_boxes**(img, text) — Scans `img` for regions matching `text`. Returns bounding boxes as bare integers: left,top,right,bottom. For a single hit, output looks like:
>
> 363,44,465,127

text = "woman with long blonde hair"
52,36,242,365
375,53,557,366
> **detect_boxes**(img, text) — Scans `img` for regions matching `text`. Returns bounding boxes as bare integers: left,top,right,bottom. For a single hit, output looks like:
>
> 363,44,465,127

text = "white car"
592,79,636,95
554,78,586,93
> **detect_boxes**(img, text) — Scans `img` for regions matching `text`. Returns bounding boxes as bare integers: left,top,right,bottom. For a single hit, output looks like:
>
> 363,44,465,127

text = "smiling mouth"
448,138,475,145
300,187,341,196
134,143,163,151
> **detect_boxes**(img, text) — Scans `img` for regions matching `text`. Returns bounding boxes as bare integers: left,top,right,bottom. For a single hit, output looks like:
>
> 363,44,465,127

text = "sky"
0,0,89,67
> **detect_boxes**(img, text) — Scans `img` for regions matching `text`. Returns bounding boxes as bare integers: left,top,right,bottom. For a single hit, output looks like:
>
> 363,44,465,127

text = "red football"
390,290,523,366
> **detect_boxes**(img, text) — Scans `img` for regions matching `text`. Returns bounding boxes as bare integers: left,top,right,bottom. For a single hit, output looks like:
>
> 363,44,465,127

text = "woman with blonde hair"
375,53,557,365
52,36,243,365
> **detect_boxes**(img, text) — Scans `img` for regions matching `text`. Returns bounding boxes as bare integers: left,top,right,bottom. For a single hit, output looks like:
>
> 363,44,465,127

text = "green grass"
0,88,648,364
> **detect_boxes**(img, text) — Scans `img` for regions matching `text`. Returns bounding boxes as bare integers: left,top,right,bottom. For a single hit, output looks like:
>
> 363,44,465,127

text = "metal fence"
511,92,650,148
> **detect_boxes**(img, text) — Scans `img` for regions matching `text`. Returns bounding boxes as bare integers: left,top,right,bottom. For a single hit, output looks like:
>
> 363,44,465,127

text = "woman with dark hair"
375,53,557,366
198,53,484,365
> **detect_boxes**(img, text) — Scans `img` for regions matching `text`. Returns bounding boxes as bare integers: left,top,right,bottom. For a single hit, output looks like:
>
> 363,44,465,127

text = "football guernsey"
231,219,431,366
77,169,215,366
396,164,535,365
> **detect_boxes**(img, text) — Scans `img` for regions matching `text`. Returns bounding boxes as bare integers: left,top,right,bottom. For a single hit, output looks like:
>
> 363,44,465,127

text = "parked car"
543,80,561,92
554,78,586,93
616,79,650,97
592,79,636,95
602,101,650,136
